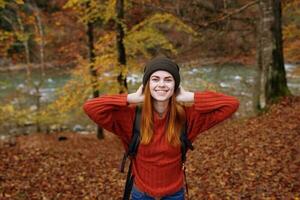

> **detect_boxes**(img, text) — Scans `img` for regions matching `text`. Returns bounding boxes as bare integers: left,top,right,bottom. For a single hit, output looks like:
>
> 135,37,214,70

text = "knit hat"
142,57,180,90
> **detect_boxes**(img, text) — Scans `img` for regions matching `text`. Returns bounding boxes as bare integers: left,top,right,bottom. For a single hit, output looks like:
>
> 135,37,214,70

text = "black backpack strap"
120,106,141,172
122,106,141,200
180,121,194,200
123,162,134,200
180,121,194,163
128,106,141,157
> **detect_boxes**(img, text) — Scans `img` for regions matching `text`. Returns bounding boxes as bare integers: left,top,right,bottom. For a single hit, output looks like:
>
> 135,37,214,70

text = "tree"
28,0,47,132
134,0,260,61
64,0,105,139
86,2,104,139
0,0,47,132
115,0,127,94
255,0,290,110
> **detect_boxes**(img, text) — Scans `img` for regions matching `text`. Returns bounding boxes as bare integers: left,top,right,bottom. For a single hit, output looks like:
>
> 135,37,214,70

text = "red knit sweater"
83,91,239,197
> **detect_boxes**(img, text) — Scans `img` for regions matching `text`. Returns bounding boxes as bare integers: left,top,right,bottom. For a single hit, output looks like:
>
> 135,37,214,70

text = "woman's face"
149,70,175,102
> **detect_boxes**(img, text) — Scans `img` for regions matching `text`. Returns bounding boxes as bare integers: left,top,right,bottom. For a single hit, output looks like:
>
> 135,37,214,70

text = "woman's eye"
165,79,172,82
151,78,159,82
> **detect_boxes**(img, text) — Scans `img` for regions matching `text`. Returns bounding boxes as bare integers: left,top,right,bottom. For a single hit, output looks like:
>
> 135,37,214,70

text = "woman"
83,57,239,199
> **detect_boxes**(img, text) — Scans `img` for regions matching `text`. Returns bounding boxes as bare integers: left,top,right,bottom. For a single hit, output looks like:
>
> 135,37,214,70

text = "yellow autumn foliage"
0,30,14,57
64,0,113,24
49,4,198,117
0,0,23,8
0,104,32,127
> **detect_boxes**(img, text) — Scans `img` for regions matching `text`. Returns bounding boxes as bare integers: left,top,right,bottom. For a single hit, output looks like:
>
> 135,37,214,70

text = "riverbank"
0,57,240,73
0,95,299,199
1,55,299,74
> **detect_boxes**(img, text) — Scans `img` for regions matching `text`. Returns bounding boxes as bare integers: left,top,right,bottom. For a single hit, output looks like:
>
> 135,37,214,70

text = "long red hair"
140,81,186,146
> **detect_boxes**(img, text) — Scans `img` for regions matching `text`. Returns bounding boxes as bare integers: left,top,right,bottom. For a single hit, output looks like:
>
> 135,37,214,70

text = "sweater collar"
153,106,170,120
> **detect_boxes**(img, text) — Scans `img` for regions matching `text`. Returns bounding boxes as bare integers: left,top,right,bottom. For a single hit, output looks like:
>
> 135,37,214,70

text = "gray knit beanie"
142,57,180,90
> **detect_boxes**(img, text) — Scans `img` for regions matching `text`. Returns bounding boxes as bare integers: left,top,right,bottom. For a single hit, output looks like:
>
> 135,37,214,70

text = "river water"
0,64,299,132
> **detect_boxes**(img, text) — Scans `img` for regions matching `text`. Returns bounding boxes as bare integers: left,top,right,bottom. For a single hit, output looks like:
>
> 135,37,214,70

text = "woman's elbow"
82,101,90,114
82,100,98,120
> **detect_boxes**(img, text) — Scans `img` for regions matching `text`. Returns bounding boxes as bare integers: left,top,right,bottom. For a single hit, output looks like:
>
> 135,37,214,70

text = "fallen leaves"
0,133,125,200
187,96,300,199
0,96,300,199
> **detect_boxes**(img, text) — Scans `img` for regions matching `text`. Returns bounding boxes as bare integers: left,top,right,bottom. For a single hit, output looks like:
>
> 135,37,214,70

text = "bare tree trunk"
86,20,104,139
255,0,290,110
116,0,128,94
16,14,30,69
31,2,45,132
271,0,290,98
14,12,32,81
32,3,45,77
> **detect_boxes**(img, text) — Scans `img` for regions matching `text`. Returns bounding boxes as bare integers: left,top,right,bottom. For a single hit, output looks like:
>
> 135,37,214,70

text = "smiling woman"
83,56,240,200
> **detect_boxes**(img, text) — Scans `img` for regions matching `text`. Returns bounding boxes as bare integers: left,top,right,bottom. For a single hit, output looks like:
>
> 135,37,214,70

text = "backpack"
120,106,194,200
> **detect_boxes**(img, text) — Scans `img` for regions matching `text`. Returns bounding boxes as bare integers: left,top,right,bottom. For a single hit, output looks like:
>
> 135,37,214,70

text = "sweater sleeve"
185,91,240,142
82,94,135,145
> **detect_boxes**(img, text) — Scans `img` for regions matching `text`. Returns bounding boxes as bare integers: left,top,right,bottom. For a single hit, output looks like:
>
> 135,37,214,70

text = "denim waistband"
132,184,184,199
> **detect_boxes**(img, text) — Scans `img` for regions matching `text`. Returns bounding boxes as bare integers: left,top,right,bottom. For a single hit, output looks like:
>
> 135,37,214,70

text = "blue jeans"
131,185,185,200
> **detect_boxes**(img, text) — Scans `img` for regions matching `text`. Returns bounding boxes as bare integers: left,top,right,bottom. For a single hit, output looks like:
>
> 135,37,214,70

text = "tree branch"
201,0,259,28
131,0,259,30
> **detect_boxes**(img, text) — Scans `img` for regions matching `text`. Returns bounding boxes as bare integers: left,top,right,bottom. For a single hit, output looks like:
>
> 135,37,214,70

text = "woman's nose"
157,80,166,87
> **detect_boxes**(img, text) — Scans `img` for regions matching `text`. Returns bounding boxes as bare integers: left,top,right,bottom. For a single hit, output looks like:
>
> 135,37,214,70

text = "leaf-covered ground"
1,97,299,200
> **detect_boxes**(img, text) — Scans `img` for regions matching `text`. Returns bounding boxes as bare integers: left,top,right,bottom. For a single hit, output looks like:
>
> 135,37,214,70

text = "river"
0,64,299,133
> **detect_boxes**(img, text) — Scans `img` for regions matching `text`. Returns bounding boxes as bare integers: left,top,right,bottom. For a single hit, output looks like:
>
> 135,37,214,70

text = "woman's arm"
127,85,144,104
178,89,240,142
83,85,144,145
83,94,135,145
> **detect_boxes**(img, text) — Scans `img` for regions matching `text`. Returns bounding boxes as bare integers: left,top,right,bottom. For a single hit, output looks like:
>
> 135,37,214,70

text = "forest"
0,0,299,199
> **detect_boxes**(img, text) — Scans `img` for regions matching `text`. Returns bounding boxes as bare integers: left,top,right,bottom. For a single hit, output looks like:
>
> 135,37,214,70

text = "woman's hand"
127,85,145,104
176,86,194,103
